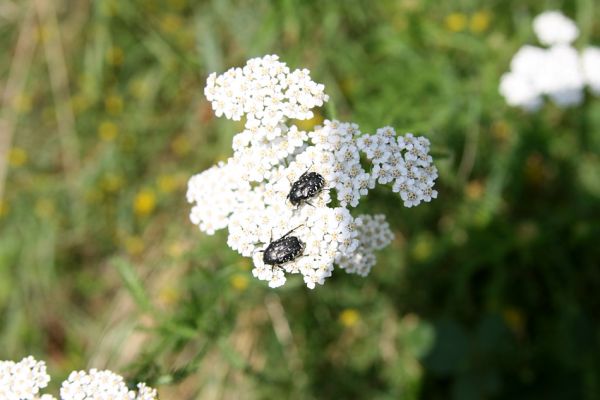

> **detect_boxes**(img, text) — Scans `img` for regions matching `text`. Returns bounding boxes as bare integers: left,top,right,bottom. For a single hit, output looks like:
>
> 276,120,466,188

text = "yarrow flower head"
188,55,438,289
499,10,599,111
0,356,50,400
0,356,158,400
533,11,579,46
204,54,328,129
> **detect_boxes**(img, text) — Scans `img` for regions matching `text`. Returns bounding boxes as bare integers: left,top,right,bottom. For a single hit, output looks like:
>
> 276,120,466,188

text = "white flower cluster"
0,356,157,400
204,54,328,128
532,10,579,46
0,356,50,400
187,55,438,288
357,128,438,207
336,214,395,277
499,10,600,110
60,369,157,400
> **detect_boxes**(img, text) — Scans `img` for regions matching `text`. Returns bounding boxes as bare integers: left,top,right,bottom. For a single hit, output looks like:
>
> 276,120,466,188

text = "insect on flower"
287,170,326,207
260,226,305,266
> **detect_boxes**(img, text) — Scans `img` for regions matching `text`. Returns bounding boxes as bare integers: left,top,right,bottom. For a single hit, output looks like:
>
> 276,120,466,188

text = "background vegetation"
1,0,599,398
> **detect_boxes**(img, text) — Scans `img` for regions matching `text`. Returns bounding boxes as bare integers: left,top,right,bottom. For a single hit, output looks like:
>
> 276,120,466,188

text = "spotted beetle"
287,171,326,207
261,227,305,266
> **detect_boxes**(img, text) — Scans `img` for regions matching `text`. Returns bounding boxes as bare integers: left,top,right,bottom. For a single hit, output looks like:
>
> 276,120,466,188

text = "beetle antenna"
281,225,303,238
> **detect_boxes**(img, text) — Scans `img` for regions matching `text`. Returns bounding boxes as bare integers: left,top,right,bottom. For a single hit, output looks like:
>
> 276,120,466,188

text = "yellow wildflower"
491,120,512,144
167,242,185,258
465,180,484,200
470,11,491,33
12,93,32,114
238,259,252,271
8,147,28,167
161,14,183,34
34,199,55,219
36,24,50,43
71,94,89,113
158,285,180,306
98,121,118,141
167,0,186,10
104,94,124,115
134,189,156,216
124,235,144,255
157,174,179,194
0,200,8,218
445,13,467,32
412,234,434,262
128,78,150,100
99,0,118,17
339,309,360,327
230,274,249,291
85,188,102,204
106,46,124,66
170,135,190,157
101,173,125,193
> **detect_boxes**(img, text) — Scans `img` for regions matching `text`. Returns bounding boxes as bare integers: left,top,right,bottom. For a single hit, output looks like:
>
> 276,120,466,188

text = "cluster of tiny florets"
500,10,600,110
305,121,370,208
357,128,438,208
0,356,51,400
187,160,252,234
60,369,157,400
336,214,395,276
188,55,438,288
204,54,328,129
0,356,157,400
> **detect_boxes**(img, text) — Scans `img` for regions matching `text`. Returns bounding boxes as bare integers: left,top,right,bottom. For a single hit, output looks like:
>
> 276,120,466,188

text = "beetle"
287,171,326,207
260,226,305,266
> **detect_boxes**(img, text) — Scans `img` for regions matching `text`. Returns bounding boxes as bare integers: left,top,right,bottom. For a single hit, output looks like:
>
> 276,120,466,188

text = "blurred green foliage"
1,0,599,399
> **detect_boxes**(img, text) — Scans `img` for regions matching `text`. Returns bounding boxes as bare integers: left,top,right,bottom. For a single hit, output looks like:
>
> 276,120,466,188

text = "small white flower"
537,45,585,107
60,368,157,400
0,356,50,400
337,214,394,276
533,11,579,46
499,72,543,111
0,357,157,400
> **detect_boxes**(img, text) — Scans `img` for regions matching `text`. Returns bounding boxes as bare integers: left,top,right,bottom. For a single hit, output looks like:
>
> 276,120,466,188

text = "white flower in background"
499,11,598,111
60,369,131,399
0,356,50,400
499,72,543,111
0,356,157,400
61,369,157,400
533,11,579,46
538,45,585,106
189,55,438,288
509,45,548,80
582,47,600,95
